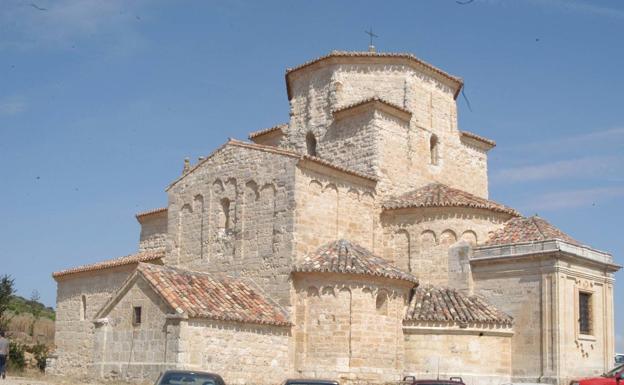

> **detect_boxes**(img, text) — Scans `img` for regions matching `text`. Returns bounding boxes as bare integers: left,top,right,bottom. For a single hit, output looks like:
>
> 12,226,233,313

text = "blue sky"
0,0,622,352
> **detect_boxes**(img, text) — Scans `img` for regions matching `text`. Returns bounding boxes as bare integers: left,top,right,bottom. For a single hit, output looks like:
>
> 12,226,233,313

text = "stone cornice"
402,324,514,337
332,97,412,123
460,130,496,151
472,240,620,272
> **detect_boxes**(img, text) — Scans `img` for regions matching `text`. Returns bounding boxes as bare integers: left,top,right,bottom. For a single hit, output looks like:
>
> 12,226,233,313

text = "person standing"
0,331,8,380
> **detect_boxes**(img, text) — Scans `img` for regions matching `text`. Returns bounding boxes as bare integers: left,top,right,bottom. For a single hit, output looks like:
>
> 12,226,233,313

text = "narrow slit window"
579,292,592,334
430,134,439,165
80,295,87,321
133,306,142,325
306,132,317,157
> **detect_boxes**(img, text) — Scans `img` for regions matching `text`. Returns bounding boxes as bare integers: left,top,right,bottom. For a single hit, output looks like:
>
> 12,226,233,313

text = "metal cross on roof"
365,27,378,52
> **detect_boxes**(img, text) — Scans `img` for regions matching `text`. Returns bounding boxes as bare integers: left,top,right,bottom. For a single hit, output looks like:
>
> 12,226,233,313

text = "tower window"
578,292,592,335
306,132,317,157
430,134,439,165
133,306,142,325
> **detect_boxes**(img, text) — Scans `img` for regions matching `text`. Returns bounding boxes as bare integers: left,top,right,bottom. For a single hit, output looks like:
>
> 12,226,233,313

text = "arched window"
219,198,231,230
430,134,439,165
80,295,87,321
306,132,317,156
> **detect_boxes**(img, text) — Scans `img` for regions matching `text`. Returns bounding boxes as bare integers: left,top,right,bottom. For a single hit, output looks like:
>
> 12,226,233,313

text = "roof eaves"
52,249,165,279
382,201,520,217
135,207,167,221
248,123,287,140
298,155,378,183
460,131,496,149
285,51,463,100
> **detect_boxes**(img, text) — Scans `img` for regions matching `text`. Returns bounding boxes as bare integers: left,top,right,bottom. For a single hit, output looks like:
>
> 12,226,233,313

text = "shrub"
29,343,48,372
8,341,25,372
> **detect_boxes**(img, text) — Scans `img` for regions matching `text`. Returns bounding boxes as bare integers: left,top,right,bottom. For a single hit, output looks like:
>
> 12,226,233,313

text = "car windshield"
602,363,624,377
158,372,218,385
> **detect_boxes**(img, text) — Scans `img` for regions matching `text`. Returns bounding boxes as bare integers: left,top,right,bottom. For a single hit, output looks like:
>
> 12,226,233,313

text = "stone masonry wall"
166,144,298,308
380,207,510,284
284,62,489,199
178,319,291,385
472,259,545,382
51,266,138,377
293,273,412,384
557,259,615,384
92,276,180,381
472,256,616,385
138,211,167,252
403,326,512,385
293,165,377,259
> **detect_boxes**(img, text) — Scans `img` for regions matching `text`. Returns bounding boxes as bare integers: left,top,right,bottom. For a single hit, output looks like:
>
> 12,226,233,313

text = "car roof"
161,370,223,377
410,381,464,385
284,380,339,385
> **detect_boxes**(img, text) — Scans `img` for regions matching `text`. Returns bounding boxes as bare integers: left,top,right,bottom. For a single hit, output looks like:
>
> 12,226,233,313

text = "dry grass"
6,312,55,346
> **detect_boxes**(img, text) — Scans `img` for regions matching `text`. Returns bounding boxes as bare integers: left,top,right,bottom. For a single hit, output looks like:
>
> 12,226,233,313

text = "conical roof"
294,239,418,284
484,215,581,246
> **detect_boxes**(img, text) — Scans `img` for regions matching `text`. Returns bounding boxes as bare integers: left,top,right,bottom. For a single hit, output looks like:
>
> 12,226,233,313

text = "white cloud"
526,186,624,211
0,0,150,51
494,156,620,183
0,96,26,116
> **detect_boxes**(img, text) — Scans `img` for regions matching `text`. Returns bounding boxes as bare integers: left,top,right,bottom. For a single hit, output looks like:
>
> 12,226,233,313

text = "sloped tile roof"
405,285,513,326
294,239,418,284
138,263,290,326
382,183,520,216
53,249,165,278
483,215,581,246
248,123,287,139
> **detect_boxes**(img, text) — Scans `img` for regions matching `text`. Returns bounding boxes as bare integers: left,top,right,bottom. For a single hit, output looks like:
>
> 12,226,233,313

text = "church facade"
49,51,620,385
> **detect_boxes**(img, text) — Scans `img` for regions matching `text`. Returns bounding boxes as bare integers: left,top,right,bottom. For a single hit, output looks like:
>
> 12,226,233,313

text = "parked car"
402,376,465,385
281,379,339,385
616,354,624,365
570,363,624,385
155,370,226,385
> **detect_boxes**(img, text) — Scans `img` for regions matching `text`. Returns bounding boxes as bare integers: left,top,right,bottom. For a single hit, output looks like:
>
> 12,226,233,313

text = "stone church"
49,50,620,385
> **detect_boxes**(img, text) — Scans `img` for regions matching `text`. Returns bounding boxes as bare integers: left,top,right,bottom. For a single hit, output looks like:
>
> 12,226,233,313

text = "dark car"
282,379,339,385
155,370,226,385
402,376,465,385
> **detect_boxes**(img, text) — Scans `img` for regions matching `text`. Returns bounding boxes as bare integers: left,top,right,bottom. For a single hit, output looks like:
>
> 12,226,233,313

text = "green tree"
0,275,15,331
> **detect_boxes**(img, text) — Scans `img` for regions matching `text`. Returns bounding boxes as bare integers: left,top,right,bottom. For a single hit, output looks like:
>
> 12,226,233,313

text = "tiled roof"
332,97,412,121
382,183,520,216
405,285,513,326
53,249,165,278
294,239,418,284
137,263,290,326
285,51,463,99
135,207,167,219
460,130,496,148
248,123,287,139
483,215,581,246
